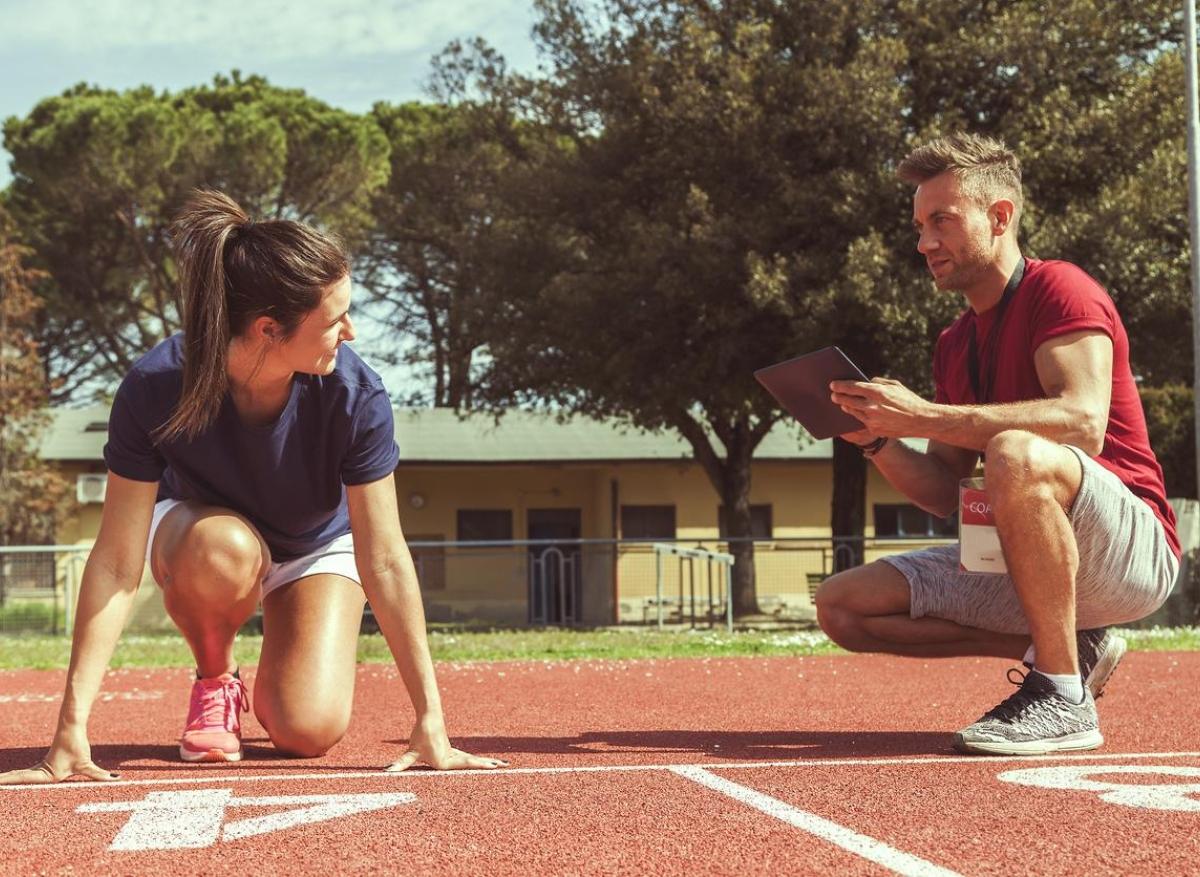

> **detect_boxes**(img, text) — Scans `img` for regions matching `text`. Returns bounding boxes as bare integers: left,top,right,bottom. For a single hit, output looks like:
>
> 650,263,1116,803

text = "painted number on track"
78,789,417,850
998,765,1200,812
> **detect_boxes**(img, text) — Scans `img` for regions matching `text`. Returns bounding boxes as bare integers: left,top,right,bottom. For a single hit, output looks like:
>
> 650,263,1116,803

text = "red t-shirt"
933,258,1180,558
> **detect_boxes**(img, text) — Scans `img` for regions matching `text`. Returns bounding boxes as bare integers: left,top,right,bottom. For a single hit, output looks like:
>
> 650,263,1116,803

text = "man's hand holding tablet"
828,376,936,444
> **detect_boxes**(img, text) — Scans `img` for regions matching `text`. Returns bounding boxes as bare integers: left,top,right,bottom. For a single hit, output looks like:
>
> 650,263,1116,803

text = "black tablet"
754,347,869,440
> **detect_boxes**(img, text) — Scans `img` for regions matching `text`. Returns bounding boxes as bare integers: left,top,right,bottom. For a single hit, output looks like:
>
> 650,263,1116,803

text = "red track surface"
2,652,1198,875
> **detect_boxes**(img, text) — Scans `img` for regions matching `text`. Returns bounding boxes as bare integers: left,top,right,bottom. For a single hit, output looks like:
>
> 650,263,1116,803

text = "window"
717,504,773,539
457,510,513,542
620,505,676,539
873,504,957,539
407,535,446,590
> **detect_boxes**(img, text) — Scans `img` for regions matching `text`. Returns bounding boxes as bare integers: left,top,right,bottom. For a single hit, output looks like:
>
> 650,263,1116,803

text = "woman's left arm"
347,474,506,772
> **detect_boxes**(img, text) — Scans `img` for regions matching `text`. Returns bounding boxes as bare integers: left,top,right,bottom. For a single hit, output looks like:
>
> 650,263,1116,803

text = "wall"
49,455,932,629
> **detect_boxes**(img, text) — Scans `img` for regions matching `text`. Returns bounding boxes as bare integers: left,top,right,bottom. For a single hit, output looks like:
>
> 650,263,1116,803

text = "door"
527,508,582,625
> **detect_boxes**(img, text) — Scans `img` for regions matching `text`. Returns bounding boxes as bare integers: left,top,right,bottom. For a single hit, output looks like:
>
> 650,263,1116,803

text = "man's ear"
989,198,1017,236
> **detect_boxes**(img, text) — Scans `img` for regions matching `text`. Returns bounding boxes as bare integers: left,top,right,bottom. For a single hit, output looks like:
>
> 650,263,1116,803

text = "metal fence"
4,533,1197,635
0,545,88,634
0,537,957,634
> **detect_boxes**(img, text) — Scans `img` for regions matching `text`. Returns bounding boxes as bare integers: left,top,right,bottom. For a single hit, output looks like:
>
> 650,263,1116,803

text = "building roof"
40,404,839,464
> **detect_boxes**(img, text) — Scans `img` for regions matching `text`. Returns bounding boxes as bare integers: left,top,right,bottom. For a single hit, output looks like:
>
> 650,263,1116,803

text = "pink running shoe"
179,672,249,763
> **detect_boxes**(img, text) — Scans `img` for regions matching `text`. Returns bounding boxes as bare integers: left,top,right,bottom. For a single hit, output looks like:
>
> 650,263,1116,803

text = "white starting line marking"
78,790,416,850
672,765,962,877
3,749,1198,791
10,754,1200,866
999,765,1200,812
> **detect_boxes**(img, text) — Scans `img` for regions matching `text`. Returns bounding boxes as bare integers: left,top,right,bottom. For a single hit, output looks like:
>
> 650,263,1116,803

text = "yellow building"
41,407,952,627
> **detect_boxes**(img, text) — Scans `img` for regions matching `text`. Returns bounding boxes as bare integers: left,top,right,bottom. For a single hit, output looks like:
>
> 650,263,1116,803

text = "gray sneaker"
1077,628,1126,699
953,669,1103,756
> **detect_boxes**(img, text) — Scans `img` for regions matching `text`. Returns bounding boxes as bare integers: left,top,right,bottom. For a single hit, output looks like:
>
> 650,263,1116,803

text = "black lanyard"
968,257,1025,404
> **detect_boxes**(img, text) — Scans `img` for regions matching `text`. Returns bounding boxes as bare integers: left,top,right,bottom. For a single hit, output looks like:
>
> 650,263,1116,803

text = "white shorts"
146,498,363,600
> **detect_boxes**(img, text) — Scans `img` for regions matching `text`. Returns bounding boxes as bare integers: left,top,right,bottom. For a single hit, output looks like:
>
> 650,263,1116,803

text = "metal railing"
1,536,964,634
652,543,735,631
6,533,1198,635
0,545,89,634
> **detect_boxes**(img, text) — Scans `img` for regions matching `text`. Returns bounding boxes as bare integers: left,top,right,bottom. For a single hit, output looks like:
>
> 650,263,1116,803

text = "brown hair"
897,132,1023,214
154,189,349,443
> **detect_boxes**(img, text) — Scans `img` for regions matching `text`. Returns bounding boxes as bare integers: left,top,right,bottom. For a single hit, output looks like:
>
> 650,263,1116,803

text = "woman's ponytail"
153,190,249,443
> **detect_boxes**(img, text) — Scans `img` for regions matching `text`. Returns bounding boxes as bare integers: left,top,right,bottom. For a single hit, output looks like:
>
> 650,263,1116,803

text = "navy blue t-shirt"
104,334,400,560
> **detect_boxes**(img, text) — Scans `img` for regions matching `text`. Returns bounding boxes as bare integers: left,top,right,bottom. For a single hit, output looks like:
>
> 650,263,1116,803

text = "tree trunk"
830,437,868,572
670,413,777,619
719,449,760,617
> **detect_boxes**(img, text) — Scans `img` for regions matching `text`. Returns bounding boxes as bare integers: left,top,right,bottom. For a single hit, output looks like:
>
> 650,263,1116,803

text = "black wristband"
855,436,888,457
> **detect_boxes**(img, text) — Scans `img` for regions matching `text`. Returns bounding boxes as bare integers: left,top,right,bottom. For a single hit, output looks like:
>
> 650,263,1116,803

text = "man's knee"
984,430,1078,508
814,573,871,652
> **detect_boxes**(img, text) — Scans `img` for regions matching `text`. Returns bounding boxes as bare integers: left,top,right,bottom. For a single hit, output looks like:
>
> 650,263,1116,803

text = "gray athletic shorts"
880,446,1179,634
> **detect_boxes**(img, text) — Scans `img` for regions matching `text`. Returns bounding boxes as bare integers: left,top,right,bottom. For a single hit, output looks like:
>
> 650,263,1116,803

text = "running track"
2,652,1198,875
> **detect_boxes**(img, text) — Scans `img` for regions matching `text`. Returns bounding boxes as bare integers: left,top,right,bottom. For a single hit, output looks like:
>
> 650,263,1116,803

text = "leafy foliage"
2,73,390,400
0,207,71,544
1140,383,1196,499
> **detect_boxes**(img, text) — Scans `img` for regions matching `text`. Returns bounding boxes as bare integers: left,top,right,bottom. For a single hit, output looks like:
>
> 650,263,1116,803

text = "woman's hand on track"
0,725,120,785
385,713,508,772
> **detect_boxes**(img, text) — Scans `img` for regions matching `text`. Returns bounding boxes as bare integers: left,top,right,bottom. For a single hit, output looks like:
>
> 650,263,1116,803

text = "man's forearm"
869,440,964,518
915,397,1105,455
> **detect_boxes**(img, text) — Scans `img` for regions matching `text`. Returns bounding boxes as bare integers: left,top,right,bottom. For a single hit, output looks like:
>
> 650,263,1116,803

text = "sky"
0,0,543,187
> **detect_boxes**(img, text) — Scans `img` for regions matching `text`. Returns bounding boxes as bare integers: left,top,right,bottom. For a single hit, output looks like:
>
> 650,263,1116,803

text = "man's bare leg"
815,561,1029,660
984,430,1085,677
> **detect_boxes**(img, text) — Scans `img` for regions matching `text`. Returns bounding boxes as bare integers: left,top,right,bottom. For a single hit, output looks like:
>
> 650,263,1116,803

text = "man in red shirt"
814,133,1180,755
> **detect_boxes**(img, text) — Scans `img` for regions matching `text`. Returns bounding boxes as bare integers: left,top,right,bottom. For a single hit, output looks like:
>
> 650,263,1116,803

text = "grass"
0,600,61,635
0,624,1198,671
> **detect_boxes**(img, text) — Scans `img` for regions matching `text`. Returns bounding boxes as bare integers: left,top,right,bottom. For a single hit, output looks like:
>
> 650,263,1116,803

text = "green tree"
362,80,563,407
1025,52,1190,387
1140,384,1196,499
450,0,1191,611
455,0,934,611
788,0,1187,559
2,73,390,400
0,207,71,545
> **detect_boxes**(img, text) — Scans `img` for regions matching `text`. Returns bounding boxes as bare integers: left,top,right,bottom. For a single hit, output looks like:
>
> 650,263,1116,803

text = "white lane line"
3,750,1198,791
671,765,962,877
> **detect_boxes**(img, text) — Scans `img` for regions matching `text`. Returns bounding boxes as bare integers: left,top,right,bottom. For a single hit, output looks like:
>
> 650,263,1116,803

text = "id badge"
959,477,1007,573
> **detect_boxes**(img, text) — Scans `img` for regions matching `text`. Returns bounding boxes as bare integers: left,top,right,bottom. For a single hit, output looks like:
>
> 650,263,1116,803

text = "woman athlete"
0,190,504,782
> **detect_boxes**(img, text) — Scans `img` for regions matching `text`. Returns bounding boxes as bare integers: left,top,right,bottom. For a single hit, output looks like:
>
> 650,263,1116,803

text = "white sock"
1034,668,1084,704
1023,644,1036,666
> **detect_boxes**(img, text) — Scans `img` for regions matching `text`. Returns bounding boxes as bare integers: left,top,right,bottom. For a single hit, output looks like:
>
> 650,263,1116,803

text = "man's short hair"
898,133,1023,215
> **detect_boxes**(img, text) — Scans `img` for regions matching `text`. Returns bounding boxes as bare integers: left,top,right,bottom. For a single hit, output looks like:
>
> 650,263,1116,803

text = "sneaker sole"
179,745,243,763
1085,635,1127,699
952,728,1104,756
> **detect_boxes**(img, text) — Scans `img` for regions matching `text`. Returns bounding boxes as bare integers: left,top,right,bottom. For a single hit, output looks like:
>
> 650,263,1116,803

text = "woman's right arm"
0,474,158,785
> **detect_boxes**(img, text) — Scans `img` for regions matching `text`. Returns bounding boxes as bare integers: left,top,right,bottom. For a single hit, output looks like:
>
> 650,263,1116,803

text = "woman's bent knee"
261,714,350,758
178,517,268,581
156,510,270,602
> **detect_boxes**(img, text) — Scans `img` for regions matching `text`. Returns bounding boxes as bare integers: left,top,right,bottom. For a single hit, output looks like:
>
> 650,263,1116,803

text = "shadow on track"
384,729,954,761
0,738,345,773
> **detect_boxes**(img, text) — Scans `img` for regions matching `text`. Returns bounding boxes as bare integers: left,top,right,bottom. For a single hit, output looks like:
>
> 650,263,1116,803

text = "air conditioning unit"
76,473,108,504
